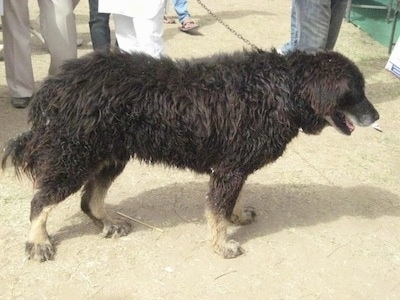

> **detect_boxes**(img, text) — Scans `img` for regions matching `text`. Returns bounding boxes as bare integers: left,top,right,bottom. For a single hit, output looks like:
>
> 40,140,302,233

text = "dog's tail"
2,131,34,178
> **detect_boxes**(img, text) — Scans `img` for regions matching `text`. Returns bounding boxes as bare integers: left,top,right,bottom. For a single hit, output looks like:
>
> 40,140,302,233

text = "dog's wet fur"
2,49,379,261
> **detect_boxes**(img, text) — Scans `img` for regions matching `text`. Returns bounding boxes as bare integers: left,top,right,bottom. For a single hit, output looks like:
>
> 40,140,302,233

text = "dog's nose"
363,108,380,126
373,109,380,122
361,100,379,125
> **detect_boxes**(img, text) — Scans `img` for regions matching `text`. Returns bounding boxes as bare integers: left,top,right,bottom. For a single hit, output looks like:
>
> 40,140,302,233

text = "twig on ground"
214,270,237,280
117,212,164,233
326,242,349,258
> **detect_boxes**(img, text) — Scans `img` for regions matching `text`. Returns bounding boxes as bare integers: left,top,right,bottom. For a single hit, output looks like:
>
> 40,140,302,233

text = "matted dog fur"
2,48,379,261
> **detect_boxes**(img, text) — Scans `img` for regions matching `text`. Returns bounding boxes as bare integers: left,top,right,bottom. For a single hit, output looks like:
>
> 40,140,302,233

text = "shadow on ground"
53,182,400,246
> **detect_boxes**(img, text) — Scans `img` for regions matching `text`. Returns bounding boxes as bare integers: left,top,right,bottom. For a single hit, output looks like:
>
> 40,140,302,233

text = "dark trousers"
89,0,110,50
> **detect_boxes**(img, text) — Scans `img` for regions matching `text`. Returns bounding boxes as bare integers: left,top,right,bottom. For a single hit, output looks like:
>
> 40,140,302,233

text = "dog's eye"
339,91,361,108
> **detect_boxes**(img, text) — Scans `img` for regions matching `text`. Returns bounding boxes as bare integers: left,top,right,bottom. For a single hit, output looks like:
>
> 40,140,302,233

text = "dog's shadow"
54,183,400,244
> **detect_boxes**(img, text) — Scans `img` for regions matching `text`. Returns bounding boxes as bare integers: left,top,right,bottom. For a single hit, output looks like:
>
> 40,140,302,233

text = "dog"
2,48,379,261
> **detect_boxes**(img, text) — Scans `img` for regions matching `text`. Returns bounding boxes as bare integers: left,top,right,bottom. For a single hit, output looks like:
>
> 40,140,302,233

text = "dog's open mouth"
326,111,355,135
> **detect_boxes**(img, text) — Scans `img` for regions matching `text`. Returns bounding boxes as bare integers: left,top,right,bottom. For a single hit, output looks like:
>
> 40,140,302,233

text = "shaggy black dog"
2,49,379,261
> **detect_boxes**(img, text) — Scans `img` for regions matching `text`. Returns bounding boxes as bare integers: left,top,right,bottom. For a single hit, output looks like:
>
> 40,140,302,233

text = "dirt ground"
1,0,400,299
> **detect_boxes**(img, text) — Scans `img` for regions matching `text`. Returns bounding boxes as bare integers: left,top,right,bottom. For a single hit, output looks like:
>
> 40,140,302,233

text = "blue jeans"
89,0,110,50
282,0,348,53
172,0,190,24
281,0,298,53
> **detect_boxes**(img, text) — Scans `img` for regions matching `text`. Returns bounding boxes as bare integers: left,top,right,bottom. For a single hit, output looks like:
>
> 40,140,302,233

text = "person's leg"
290,0,298,50
325,0,348,50
114,9,164,58
88,0,110,50
280,0,297,54
38,0,78,75
133,8,165,58
172,0,198,31
72,0,80,9
2,0,35,101
113,14,138,54
295,0,331,52
171,0,190,23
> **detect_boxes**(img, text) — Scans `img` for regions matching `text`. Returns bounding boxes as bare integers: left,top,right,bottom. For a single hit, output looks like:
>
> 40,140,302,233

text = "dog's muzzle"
325,99,380,135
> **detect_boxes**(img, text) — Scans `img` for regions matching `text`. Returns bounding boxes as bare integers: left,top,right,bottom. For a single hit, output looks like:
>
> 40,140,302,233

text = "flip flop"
179,19,199,32
164,15,176,24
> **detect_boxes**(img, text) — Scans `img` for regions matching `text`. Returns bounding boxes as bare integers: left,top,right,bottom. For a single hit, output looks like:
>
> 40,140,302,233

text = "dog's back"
27,49,293,173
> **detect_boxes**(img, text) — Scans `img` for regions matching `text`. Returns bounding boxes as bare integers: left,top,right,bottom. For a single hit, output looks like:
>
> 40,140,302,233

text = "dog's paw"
26,241,55,262
221,239,244,259
230,206,256,225
101,221,132,238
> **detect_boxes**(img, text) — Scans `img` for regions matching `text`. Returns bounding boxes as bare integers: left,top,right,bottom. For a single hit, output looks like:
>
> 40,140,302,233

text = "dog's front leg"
230,192,256,225
206,171,247,258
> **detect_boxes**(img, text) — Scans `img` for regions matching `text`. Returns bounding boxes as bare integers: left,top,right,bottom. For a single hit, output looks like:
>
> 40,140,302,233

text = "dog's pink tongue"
346,118,355,132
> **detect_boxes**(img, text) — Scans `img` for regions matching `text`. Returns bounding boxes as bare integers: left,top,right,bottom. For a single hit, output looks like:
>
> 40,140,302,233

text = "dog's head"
290,51,379,135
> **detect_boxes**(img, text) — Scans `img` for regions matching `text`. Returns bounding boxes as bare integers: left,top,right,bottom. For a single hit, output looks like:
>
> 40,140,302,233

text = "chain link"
195,0,260,50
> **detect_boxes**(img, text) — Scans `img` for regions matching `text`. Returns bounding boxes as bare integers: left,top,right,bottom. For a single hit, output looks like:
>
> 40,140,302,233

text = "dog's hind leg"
230,192,256,225
81,161,131,238
27,183,82,262
206,171,247,259
26,194,56,262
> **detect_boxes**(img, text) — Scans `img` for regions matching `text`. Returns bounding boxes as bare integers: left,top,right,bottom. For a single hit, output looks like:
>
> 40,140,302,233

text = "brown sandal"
179,18,199,32
164,15,176,24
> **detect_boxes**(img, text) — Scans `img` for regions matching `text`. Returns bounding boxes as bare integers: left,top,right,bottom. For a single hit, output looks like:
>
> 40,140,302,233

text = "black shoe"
11,97,31,108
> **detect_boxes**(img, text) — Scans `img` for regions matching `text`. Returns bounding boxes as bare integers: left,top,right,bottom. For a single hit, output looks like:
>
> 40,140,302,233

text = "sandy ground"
1,0,400,299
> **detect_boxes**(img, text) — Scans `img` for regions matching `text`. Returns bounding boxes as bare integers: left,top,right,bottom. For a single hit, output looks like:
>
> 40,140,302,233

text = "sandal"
164,15,176,24
179,18,199,32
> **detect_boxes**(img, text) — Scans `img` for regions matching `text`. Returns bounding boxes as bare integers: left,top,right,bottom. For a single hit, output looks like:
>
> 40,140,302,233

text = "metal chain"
195,0,260,49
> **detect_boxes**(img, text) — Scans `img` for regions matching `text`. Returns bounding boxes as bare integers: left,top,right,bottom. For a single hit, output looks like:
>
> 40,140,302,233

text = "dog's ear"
292,51,362,116
306,76,349,114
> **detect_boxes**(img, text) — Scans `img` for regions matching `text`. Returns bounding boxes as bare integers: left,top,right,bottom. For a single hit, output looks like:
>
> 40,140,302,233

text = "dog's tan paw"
101,221,131,238
26,241,55,262
230,206,256,225
214,239,244,259
223,240,244,258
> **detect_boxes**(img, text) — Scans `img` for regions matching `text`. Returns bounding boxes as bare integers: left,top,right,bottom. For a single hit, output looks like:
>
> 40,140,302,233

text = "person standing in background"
164,0,199,32
0,2,2,52
99,0,165,58
88,0,110,50
280,0,348,54
0,1,3,61
1,0,80,108
38,0,80,75
2,0,34,108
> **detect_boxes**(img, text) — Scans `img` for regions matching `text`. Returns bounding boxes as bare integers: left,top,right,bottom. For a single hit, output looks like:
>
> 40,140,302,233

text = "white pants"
2,0,34,98
113,10,165,58
1,0,79,98
38,0,80,75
